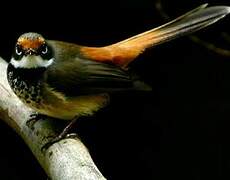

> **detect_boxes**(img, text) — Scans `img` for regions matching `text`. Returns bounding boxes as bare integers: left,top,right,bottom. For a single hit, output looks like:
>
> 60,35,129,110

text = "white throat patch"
10,56,54,69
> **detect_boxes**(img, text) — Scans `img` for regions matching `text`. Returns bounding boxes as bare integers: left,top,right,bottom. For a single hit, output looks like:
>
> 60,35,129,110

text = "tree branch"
0,57,106,180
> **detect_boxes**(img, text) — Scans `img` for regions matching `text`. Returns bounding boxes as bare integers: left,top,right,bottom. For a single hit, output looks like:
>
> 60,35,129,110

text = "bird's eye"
15,45,22,56
41,45,48,54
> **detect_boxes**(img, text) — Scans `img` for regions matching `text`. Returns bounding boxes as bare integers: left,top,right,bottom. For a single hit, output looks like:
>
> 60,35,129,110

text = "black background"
0,0,230,179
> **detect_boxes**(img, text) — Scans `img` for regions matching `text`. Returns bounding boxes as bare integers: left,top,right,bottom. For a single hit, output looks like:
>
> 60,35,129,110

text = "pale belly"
33,92,110,120
7,66,110,120
8,73,109,120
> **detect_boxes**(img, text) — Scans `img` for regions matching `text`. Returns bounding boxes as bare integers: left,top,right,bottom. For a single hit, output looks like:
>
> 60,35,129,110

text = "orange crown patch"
17,37,45,49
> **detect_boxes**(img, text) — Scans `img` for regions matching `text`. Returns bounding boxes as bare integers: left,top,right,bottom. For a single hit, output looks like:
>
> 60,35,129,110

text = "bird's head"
10,32,54,69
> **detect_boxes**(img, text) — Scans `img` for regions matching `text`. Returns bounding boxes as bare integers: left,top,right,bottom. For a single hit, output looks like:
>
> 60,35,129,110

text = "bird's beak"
25,48,37,56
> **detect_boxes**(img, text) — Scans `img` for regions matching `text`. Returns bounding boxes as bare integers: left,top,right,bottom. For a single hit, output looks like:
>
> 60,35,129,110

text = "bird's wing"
79,4,230,68
45,42,149,96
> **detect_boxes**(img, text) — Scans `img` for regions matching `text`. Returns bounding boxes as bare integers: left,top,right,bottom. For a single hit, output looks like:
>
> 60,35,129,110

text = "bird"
6,4,230,146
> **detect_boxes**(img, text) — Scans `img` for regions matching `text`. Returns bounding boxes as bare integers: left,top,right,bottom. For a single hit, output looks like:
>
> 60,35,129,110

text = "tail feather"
113,3,209,46
81,4,230,68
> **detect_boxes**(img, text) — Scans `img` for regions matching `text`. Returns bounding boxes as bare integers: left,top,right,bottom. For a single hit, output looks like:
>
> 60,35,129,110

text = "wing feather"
45,42,135,96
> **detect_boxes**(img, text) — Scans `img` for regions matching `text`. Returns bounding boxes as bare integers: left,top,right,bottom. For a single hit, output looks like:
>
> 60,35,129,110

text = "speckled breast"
7,64,45,109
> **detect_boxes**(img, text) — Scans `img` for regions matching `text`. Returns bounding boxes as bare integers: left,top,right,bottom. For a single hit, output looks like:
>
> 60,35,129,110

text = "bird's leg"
42,116,79,151
26,112,48,130
55,116,79,139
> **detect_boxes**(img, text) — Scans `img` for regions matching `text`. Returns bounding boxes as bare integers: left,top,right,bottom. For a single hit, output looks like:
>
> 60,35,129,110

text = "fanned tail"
81,4,230,68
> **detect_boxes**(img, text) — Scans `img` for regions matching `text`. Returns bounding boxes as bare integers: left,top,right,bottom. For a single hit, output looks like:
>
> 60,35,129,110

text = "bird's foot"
41,116,79,151
26,113,47,130
41,133,78,152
